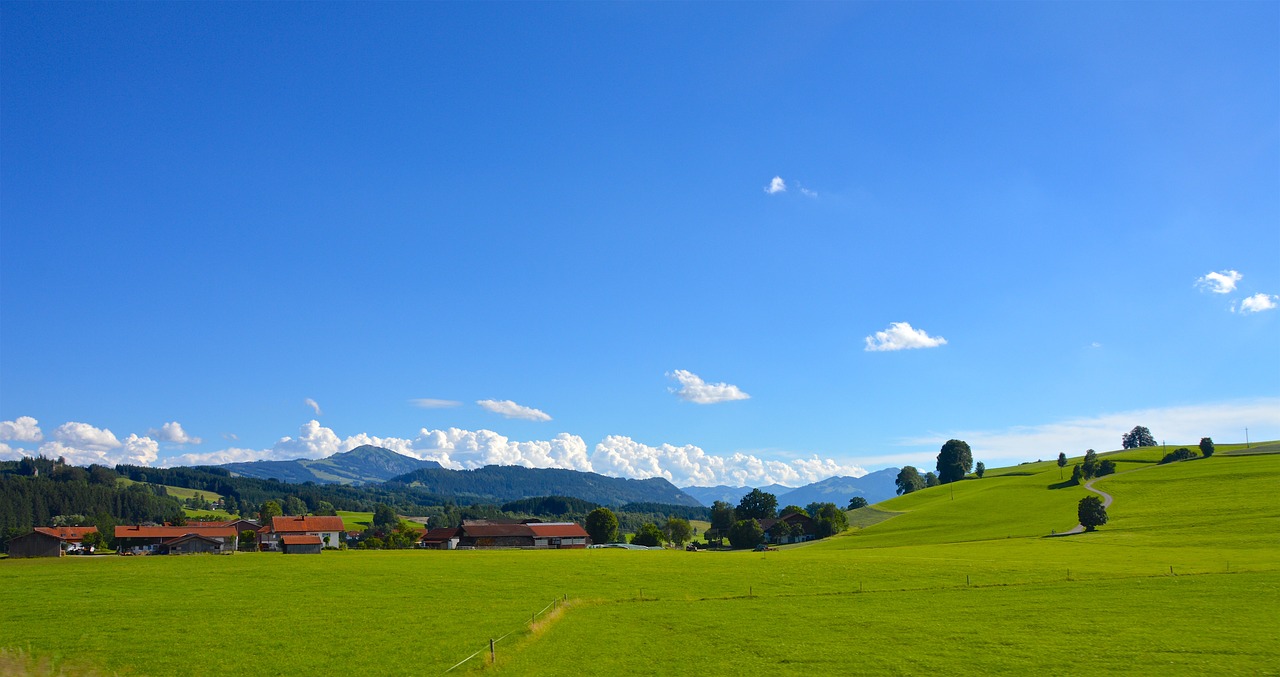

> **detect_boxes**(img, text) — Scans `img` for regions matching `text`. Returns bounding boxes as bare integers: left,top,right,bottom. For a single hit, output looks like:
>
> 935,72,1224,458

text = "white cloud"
32,422,159,466
864,322,948,352
477,399,552,422
410,398,463,409
223,432,239,441
1196,270,1243,294
1239,293,1278,313
53,422,121,451
590,435,865,487
765,176,786,194
304,398,323,416
0,416,43,442
667,369,751,405
895,398,1280,467
119,434,160,465
410,428,592,472
799,186,818,198
162,447,274,468
1090,342,1102,349
272,419,343,460
147,421,202,445
0,442,24,461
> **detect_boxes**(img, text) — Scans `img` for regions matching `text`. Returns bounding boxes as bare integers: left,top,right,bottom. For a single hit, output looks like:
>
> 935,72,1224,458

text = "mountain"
389,465,702,507
683,471,901,508
220,445,441,486
776,468,901,508
681,482,800,507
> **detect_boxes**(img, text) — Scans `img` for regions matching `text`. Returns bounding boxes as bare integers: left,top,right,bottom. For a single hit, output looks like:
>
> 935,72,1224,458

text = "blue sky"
2,2,1277,487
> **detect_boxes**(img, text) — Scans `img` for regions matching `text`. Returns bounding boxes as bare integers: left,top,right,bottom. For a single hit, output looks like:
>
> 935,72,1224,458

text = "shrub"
1097,460,1117,477
1199,437,1215,458
1160,448,1197,465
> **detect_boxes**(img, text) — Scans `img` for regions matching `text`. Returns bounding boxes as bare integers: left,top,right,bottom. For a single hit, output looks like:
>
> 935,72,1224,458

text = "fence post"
490,638,495,664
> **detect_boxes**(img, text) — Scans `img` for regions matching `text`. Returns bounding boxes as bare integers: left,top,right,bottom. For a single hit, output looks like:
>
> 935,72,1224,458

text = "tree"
727,519,764,549
373,504,398,531
259,500,282,524
769,519,794,544
811,503,848,538
1097,460,1117,477
1081,450,1100,479
585,507,619,545
1199,437,1215,458
781,505,808,518
1070,464,1083,484
240,530,257,551
664,517,693,547
630,522,665,547
936,439,973,484
736,489,778,521
710,501,735,534
847,496,869,510
284,496,307,516
1057,452,1068,479
314,501,336,516
1160,448,1197,464
1122,426,1157,449
895,466,925,495
924,472,940,488
975,462,985,478
1078,496,1108,531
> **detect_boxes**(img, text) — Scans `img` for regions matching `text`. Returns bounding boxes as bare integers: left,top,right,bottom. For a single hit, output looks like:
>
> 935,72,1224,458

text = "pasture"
2,446,1277,675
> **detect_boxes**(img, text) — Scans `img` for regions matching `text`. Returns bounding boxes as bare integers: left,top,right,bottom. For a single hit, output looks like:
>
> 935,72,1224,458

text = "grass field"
4,444,1277,675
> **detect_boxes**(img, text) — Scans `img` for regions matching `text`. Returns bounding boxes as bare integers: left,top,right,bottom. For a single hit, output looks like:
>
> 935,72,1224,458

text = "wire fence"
444,595,567,673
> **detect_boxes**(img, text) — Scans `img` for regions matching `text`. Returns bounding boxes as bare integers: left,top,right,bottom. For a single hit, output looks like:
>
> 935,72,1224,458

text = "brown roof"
34,526,98,542
527,523,588,538
163,533,223,546
115,525,237,539
460,523,534,538
420,527,460,542
280,535,323,545
271,516,345,533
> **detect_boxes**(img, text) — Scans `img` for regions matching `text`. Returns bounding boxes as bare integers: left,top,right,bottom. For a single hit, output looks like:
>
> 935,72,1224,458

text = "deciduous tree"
1199,437,1215,458
895,467,925,495
847,496,869,510
630,522,665,547
1078,496,1108,531
936,439,973,484
259,500,282,524
781,505,808,518
1081,450,1100,479
736,489,777,521
727,519,764,549
811,502,848,538
924,472,940,488
975,462,985,478
710,501,735,534
585,507,619,544
664,517,692,547
1122,426,1156,449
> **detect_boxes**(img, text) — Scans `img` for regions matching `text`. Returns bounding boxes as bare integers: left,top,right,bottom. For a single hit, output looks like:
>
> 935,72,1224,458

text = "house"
760,512,818,545
419,527,461,550
280,534,323,554
6,526,99,558
160,533,228,555
527,522,589,549
260,516,344,551
114,525,238,554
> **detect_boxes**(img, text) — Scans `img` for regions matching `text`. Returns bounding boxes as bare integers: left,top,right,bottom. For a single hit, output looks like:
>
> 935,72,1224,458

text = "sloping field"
2,446,1277,675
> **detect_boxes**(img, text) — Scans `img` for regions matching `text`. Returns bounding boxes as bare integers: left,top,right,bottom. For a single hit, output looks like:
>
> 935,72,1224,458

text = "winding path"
1061,477,1114,535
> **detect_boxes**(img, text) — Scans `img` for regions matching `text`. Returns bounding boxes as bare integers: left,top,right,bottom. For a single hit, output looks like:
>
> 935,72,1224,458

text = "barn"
160,533,227,555
115,525,237,554
419,527,461,550
280,534,323,554
6,526,100,558
527,522,589,549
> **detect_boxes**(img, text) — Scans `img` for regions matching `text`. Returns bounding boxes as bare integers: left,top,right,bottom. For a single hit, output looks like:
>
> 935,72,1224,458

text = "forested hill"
220,445,441,485
389,465,702,507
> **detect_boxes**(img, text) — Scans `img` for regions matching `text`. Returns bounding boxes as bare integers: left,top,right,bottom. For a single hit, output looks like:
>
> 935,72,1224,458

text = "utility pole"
1246,427,1250,448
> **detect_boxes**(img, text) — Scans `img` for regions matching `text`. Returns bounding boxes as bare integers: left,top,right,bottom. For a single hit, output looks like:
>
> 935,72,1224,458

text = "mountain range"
683,468,901,508
219,445,441,485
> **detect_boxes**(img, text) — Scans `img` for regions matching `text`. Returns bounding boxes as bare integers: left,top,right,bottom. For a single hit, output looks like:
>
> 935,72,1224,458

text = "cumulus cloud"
590,435,865,487
894,398,1280,468
272,420,343,460
52,422,121,451
163,447,275,468
147,421,202,445
1239,293,1278,313
0,416,43,442
765,176,786,194
667,370,751,404
410,398,463,409
1196,270,1242,294
477,399,552,422
32,422,160,466
0,442,24,461
864,322,948,352
304,398,323,416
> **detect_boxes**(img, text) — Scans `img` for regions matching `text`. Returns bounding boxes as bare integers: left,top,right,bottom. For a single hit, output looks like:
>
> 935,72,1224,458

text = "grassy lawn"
4,447,1276,675
336,510,373,531
117,477,222,502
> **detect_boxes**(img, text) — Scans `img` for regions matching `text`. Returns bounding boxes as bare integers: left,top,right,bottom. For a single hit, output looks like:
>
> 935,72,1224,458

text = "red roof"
34,526,98,542
280,535,323,545
271,516,345,533
115,525,237,539
527,523,588,538
420,527,460,542
460,524,534,538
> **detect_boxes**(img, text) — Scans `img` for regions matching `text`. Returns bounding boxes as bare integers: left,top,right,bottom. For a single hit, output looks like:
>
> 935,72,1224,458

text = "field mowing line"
446,595,578,673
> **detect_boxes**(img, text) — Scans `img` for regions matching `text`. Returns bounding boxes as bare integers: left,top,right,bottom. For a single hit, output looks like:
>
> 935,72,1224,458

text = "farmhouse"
114,525,238,554
280,534,323,554
6,526,99,558
760,512,818,545
419,527,461,550
452,520,589,549
259,515,344,551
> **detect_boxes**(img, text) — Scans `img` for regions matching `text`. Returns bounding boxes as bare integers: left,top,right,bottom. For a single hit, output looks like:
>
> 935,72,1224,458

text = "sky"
2,2,1277,488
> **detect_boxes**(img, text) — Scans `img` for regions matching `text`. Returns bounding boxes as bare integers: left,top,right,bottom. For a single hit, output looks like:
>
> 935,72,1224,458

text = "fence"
444,595,568,673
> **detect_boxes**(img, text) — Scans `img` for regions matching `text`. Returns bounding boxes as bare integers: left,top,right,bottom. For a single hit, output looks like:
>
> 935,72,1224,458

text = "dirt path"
1055,462,1162,536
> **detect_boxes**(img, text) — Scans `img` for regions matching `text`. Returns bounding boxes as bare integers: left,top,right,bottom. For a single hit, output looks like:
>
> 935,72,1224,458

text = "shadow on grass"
1047,480,1079,490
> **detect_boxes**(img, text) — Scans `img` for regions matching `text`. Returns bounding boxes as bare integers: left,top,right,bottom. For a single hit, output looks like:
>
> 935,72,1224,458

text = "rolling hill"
684,470,900,508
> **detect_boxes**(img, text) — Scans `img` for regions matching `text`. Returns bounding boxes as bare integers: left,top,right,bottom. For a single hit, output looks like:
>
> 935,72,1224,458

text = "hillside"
219,445,441,485
389,465,701,507
776,467,900,507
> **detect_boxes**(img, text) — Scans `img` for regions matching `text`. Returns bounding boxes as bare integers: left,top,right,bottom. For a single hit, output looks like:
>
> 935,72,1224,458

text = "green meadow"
3,446,1277,675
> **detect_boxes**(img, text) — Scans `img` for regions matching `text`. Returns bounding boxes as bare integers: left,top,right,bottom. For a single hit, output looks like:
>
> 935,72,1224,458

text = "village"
4,510,827,558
